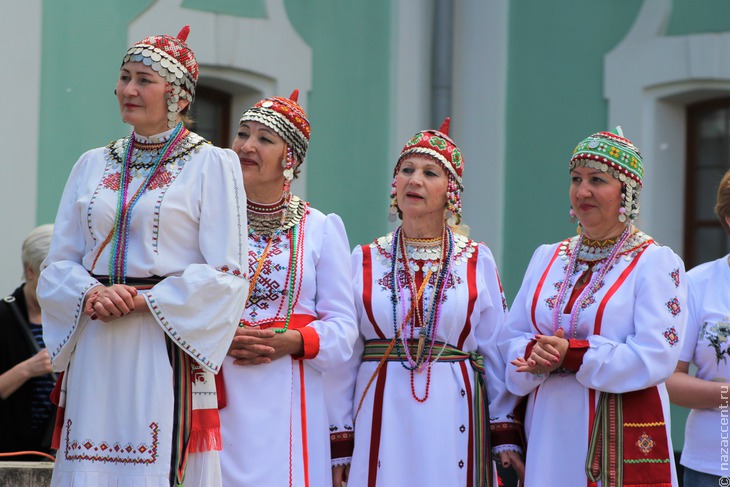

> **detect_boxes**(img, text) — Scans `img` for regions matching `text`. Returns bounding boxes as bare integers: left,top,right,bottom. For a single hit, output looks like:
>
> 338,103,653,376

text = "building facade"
2,0,730,455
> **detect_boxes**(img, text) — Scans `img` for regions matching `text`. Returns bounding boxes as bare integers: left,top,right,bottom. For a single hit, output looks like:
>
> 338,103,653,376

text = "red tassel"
289,89,299,102
177,25,190,42
187,428,222,453
439,117,451,135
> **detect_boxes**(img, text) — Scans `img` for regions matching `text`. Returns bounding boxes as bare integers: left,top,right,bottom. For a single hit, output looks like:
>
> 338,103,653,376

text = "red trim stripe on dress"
366,364,388,487
456,247,479,484
460,360,475,487
362,245,385,339
593,243,650,335
298,361,310,487
585,243,649,487
531,243,564,334
456,245,479,349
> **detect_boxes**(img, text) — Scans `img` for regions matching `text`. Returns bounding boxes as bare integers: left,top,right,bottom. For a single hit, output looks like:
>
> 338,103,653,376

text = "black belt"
92,274,164,287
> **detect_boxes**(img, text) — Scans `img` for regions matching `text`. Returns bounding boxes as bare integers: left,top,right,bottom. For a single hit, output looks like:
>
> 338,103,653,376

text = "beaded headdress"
570,126,644,222
121,25,198,128
239,89,310,168
390,118,464,225
239,90,310,203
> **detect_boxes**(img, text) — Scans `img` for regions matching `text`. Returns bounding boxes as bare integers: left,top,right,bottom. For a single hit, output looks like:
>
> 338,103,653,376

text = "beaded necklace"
390,226,455,371
108,123,187,284
551,225,633,337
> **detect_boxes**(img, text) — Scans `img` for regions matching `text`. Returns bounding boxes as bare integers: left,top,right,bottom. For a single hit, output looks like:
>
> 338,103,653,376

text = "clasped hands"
228,327,304,366
511,327,570,376
83,284,146,322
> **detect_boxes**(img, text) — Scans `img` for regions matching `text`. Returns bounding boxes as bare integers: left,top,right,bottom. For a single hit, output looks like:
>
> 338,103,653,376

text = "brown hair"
716,169,730,236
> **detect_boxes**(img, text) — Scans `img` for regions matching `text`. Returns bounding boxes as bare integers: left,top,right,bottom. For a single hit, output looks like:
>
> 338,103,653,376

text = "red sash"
587,386,672,487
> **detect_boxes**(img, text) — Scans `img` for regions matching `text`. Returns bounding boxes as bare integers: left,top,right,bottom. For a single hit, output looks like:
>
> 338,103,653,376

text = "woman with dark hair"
37,26,247,486
219,91,358,487
502,128,687,486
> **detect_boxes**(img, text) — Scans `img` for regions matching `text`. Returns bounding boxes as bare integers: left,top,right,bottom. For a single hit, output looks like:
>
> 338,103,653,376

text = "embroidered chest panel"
102,133,208,189
372,232,477,266
543,230,652,315
244,212,308,323
87,133,209,253
370,231,475,307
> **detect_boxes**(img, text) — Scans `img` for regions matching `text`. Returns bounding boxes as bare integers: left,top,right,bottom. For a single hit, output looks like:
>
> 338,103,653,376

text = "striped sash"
363,339,493,487
586,387,672,487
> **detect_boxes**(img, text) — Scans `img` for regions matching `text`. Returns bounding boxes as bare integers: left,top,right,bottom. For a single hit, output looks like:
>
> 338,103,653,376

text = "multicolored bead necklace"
242,197,305,333
108,123,188,284
552,225,633,337
390,225,455,402
391,226,454,403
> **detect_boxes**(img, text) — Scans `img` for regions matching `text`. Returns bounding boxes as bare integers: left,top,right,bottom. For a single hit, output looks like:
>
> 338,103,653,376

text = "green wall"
501,1,642,301
667,0,730,35
503,0,730,454
501,1,730,298
36,1,393,250
181,0,266,18
37,0,154,224
286,1,393,248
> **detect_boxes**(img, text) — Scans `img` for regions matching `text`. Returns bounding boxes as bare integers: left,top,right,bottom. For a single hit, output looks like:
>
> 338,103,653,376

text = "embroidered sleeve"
576,246,688,393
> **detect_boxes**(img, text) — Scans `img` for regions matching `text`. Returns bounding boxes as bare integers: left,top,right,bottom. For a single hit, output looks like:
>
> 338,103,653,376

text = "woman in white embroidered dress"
37,26,248,487
219,91,358,487
501,128,687,487
344,119,524,487
666,169,730,487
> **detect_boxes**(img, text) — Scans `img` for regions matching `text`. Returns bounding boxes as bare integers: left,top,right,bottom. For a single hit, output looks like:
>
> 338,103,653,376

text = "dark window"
189,86,232,148
685,98,730,269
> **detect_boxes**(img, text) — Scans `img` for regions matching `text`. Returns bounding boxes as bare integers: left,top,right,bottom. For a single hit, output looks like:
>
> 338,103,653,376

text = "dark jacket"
0,284,55,458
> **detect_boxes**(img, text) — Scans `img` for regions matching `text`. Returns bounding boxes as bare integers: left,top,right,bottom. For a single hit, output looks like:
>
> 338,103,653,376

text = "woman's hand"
24,349,53,378
228,327,304,365
332,464,349,487
84,284,139,322
497,450,525,485
511,328,569,375
0,349,54,400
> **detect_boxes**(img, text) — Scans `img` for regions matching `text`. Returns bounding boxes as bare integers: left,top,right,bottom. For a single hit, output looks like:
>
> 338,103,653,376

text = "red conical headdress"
238,89,310,166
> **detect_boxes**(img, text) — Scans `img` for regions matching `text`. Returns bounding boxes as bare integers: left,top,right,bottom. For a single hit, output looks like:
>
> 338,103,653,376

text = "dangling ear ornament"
388,205,398,223
446,211,458,226
569,208,577,224
618,207,627,223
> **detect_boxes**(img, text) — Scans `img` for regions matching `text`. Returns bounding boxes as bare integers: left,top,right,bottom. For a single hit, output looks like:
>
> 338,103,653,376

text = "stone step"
0,462,53,487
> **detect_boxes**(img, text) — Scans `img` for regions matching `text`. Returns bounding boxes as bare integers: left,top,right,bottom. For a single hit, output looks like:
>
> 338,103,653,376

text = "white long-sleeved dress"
38,129,248,487
345,232,522,487
219,203,359,487
500,231,687,487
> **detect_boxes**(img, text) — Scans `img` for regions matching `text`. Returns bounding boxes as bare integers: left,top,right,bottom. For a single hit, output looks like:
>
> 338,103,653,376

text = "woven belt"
362,339,493,487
